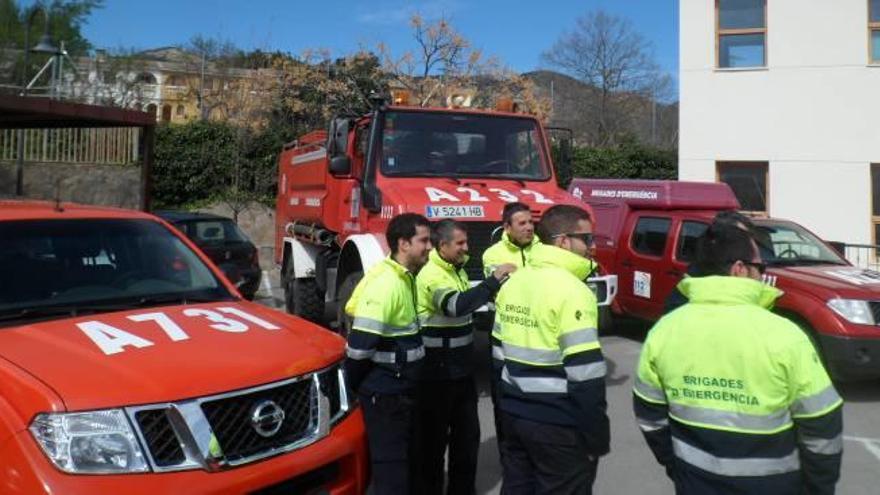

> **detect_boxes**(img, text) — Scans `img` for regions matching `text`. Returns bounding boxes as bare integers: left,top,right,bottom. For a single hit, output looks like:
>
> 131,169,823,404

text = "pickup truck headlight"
827,298,875,325
30,410,149,474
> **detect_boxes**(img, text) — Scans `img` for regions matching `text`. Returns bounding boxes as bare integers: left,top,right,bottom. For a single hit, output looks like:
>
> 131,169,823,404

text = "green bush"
152,121,239,209
564,142,677,188
152,120,295,210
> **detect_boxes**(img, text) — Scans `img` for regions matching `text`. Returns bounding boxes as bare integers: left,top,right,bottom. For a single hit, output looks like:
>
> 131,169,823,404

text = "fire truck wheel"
288,278,324,324
335,271,363,338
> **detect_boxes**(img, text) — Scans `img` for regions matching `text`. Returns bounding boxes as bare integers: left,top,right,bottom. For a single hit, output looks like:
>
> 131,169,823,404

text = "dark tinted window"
676,221,709,263
632,217,672,257
178,219,249,244
718,162,768,212
0,219,229,314
379,111,549,180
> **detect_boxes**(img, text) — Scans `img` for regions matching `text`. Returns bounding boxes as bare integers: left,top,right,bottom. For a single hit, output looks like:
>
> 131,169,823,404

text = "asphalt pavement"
255,272,880,494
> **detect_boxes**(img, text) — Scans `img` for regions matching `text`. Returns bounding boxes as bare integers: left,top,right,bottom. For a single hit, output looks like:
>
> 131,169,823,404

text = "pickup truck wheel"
287,278,324,324
335,272,363,338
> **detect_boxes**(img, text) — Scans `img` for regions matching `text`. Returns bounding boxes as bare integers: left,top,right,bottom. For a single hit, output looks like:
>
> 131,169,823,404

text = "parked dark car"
156,211,262,300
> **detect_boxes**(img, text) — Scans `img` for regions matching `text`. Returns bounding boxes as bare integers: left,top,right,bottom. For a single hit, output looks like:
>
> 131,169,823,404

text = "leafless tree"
541,10,672,146
379,14,549,117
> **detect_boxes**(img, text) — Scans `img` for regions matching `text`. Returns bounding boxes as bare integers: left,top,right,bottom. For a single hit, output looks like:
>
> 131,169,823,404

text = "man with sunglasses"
633,223,843,495
494,204,609,494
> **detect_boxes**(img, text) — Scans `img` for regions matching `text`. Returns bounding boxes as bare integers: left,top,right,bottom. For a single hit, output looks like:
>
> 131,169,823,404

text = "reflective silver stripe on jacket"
800,433,843,455
558,327,599,351
633,377,667,403
345,345,375,360
432,288,456,310
672,437,800,477
422,334,475,348
444,292,461,317
351,317,419,336
669,404,792,432
492,345,505,361
636,416,669,433
371,346,426,364
791,385,842,417
564,361,607,382
502,342,563,365
419,313,473,327
501,366,567,393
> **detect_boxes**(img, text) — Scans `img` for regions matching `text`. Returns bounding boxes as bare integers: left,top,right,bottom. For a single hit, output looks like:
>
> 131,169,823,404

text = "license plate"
425,205,485,218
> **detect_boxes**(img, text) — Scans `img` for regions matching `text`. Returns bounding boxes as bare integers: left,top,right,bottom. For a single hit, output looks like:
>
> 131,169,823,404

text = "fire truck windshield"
378,111,551,180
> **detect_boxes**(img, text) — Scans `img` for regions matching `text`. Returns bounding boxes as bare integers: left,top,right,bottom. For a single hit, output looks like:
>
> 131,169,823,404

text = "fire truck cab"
276,101,617,329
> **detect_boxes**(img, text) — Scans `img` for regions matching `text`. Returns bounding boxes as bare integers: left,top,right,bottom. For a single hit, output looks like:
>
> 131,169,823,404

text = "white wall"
680,0,880,244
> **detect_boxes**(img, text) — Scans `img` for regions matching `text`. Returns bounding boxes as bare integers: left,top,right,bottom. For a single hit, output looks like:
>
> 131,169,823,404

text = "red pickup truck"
570,179,880,380
0,200,367,494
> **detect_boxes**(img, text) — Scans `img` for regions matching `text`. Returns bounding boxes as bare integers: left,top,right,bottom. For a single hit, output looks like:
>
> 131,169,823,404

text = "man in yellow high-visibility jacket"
416,219,516,495
634,223,843,495
482,202,541,450
344,213,432,494
494,204,609,494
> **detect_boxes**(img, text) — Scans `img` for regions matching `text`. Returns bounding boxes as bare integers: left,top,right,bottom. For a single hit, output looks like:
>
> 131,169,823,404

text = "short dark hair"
712,210,774,259
694,223,757,276
713,210,755,230
536,205,591,245
502,202,531,225
432,218,466,246
386,213,430,254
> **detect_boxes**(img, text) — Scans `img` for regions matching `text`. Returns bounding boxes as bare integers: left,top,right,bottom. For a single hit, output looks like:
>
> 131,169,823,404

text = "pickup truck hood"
774,265,880,299
0,302,343,411
381,181,583,220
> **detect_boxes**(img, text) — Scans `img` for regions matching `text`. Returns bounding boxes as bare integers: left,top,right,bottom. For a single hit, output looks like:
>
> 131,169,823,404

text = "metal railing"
0,127,140,165
837,243,880,271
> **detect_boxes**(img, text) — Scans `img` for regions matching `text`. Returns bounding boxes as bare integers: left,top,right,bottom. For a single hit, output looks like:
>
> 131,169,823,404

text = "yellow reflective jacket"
481,231,541,277
494,244,609,455
633,276,843,493
416,249,475,379
344,256,424,394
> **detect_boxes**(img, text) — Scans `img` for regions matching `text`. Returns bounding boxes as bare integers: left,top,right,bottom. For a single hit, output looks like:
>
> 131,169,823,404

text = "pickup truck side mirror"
329,155,352,175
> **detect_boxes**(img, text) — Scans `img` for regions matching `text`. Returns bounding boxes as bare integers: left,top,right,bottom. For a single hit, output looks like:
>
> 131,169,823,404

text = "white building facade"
679,0,880,245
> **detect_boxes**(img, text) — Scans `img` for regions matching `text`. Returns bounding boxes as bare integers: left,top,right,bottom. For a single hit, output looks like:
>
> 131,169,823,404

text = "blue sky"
29,0,680,91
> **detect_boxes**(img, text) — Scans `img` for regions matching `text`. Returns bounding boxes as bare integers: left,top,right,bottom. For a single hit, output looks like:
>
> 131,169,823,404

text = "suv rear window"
177,219,250,245
676,221,709,263
632,217,672,257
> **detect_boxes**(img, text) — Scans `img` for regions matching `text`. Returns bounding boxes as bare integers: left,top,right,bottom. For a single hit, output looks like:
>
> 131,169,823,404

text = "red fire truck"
275,97,617,330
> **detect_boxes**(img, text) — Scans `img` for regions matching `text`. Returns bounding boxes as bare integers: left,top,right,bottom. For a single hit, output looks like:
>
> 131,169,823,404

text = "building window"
632,217,672,257
870,0,880,62
176,104,185,117
871,164,880,244
716,0,767,68
717,161,769,213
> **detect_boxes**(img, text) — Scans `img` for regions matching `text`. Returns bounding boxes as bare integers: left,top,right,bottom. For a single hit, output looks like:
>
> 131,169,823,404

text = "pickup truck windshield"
379,111,550,180
754,221,848,266
0,218,233,323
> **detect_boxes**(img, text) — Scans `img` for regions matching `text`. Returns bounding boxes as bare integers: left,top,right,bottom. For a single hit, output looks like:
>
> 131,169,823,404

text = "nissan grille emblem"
250,400,286,438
